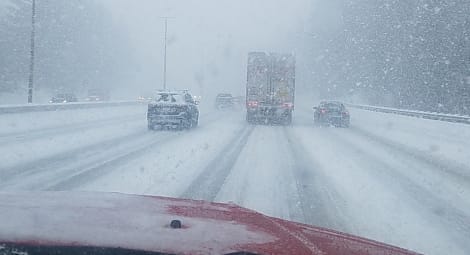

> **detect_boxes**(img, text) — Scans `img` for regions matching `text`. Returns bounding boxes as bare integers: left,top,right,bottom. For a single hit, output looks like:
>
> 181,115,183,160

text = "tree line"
0,0,134,100
305,0,469,114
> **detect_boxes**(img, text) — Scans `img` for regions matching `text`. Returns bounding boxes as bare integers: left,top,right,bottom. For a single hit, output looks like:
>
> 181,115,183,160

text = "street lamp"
28,0,36,103
160,17,174,90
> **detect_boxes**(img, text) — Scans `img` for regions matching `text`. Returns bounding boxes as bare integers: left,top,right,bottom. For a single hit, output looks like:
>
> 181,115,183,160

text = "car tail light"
247,101,258,108
283,102,294,109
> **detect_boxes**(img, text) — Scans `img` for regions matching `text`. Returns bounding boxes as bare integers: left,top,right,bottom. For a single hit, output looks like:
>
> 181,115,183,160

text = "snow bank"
350,108,470,168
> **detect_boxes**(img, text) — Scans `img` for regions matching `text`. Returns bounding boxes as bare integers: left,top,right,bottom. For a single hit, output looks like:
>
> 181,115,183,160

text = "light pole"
160,17,174,90
28,0,36,103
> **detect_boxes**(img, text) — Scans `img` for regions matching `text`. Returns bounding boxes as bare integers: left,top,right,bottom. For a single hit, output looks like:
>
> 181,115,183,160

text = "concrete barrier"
0,101,144,114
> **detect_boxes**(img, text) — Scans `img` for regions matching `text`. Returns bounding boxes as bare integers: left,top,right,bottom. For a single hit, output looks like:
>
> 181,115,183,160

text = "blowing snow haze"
0,0,311,102
101,0,311,98
0,0,469,113
1,2,470,255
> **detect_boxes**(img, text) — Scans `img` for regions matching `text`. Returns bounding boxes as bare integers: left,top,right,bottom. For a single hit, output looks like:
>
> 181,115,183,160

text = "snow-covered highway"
1,105,469,255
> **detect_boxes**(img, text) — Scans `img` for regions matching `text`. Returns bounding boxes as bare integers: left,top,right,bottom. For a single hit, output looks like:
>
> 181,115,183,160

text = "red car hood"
0,192,419,255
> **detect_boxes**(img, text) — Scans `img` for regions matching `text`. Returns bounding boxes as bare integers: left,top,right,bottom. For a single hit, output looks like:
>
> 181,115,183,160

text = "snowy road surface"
1,105,470,255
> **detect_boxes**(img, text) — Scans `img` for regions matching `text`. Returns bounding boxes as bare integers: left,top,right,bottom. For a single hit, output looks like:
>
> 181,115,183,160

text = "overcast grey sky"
101,0,312,97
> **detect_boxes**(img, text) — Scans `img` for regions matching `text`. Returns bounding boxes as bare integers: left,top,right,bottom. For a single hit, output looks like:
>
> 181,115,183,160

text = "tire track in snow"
43,111,238,191
46,110,242,191
180,125,254,201
320,128,470,253
283,127,349,232
350,125,470,184
0,111,225,190
44,131,184,191
0,129,150,184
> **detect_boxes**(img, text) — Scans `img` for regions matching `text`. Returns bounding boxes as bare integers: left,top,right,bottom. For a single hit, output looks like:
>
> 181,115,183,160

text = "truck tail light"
282,102,294,109
247,101,258,108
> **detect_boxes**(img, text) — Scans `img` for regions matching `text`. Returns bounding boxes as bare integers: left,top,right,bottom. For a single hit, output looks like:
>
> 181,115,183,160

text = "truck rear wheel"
284,112,293,125
246,113,255,124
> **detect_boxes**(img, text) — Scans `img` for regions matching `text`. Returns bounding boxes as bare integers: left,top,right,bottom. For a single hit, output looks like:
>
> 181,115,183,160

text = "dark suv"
215,93,234,109
147,91,199,130
313,101,350,127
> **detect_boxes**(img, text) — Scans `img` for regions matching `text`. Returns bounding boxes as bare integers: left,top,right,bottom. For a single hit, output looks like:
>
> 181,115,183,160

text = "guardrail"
346,103,470,125
0,101,144,115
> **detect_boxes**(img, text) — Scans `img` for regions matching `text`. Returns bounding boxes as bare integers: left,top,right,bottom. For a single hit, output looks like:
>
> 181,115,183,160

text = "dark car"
49,93,78,103
147,91,199,130
215,93,234,109
314,101,350,127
